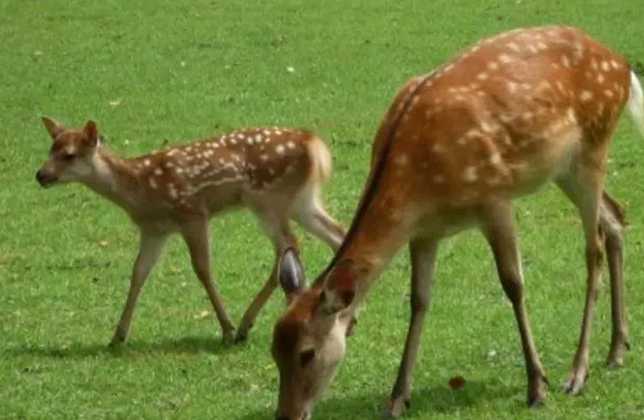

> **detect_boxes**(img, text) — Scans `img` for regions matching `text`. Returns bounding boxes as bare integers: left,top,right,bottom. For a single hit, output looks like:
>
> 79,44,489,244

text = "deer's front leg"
181,218,236,343
386,237,438,418
110,231,167,347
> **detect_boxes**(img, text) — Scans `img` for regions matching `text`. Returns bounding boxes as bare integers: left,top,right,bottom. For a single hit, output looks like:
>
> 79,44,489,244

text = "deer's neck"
320,194,417,304
82,148,141,211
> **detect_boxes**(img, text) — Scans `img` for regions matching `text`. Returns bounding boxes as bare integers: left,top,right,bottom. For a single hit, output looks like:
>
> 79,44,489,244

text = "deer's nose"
36,169,56,187
36,170,46,185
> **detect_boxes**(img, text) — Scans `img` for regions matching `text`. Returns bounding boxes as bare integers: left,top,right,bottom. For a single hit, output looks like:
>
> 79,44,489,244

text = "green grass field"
1,1,643,418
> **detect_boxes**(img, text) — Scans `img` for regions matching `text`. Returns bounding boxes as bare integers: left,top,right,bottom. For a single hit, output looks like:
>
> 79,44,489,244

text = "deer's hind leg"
481,201,548,406
600,192,629,368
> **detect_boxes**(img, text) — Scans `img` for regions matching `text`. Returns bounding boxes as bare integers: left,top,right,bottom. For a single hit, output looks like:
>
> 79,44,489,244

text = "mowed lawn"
1,1,643,418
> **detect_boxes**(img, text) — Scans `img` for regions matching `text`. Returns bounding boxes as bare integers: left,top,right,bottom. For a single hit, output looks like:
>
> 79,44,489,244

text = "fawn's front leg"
181,217,236,343
236,211,297,342
110,231,167,347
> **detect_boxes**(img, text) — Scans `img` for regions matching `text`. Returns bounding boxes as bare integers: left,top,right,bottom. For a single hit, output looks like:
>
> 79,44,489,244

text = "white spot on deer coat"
275,145,285,155
498,54,513,64
463,166,478,183
561,55,571,68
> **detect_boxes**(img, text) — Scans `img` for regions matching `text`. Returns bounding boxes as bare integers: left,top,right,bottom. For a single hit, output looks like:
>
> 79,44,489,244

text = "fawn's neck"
81,147,142,211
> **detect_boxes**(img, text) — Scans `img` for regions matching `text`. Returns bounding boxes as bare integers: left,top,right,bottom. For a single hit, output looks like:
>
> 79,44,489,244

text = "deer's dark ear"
42,116,64,140
278,248,306,300
83,120,99,147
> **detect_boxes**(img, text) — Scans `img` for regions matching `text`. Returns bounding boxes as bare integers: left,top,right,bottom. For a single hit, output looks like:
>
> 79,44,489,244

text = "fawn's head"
272,250,356,420
36,117,102,187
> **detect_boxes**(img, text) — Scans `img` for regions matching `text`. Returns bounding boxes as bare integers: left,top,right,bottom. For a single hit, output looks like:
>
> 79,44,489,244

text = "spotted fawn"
36,118,346,344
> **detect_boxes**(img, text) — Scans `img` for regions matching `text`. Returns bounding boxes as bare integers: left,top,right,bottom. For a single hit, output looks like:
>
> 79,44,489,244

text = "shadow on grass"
9,335,241,359
236,379,522,420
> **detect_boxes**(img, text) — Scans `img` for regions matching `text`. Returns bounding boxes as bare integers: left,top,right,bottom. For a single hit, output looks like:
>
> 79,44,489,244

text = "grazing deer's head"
272,249,357,420
36,117,101,187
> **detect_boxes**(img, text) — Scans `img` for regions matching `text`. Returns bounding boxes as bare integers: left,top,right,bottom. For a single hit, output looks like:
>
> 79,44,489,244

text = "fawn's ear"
319,261,358,315
278,248,306,301
41,116,64,140
83,120,99,147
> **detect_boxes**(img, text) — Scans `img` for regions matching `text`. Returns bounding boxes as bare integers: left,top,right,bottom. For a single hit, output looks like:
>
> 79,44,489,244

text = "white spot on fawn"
507,42,520,52
601,60,610,72
275,145,285,155
580,90,593,102
507,81,518,93
144,159,151,167
154,168,163,176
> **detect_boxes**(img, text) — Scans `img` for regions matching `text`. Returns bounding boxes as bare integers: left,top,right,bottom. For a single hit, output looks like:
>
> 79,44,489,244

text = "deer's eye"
299,349,315,367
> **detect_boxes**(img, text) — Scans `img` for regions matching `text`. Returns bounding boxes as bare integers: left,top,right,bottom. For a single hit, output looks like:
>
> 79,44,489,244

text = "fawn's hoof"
234,330,249,344
384,395,410,418
108,331,127,348
222,329,236,345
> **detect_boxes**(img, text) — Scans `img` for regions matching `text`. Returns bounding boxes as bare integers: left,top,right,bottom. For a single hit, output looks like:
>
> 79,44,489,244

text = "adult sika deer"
36,119,345,345
272,26,644,419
